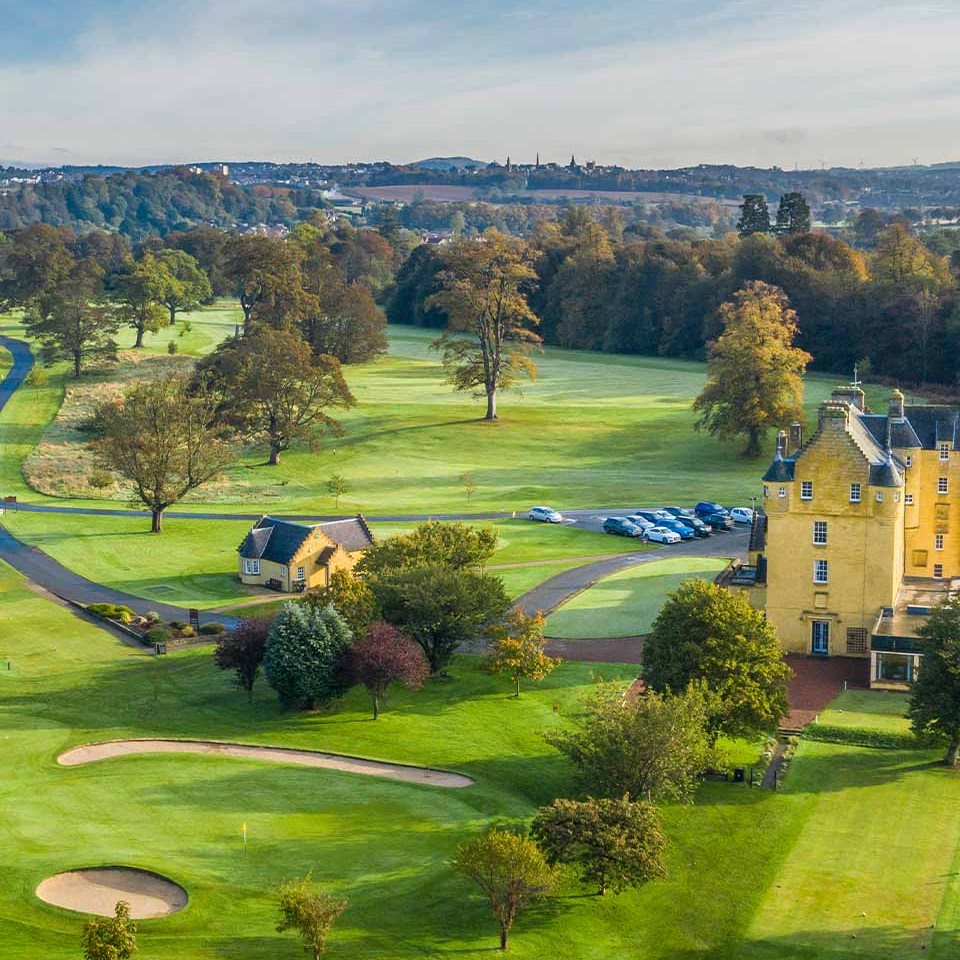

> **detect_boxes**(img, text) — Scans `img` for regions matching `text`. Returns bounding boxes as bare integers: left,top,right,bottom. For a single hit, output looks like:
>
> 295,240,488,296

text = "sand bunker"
36,867,187,919
58,738,474,788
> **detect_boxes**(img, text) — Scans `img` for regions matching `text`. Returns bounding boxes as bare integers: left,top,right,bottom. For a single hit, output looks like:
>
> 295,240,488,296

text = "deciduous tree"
693,281,811,457
305,569,379,639
155,248,213,324
264,603,352,709
112,253,174,347
82,900,138,960
195,326,354,466
276,874,347,960
94,374,235,532
346,621,429,718
909,596,960,765
531,796,667,896
485,611,558,697
356,521,497,579
221,234,304,335
643,578,791,739
372,565,510,674
427,231,541,420
547,684,716,803
214,615,272,701
453,829,556,952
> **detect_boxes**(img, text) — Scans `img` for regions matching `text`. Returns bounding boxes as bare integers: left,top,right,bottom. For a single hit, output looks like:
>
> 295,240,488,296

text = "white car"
625,514,655,531
528,506,564,523
644,525,682,544
729,507,755,524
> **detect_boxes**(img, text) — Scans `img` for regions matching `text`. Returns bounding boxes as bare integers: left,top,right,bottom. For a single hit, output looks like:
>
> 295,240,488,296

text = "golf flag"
242,821,247,852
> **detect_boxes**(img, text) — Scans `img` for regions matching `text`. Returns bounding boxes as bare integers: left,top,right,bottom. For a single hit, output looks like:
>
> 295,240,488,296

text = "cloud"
0,0,958,167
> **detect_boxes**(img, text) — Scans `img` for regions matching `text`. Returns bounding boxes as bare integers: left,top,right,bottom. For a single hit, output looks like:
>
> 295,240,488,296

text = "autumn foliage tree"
531,796,667,896
485,611,558,697
346,621,429,719
276,875,347,960
693,281,811,457
427,231,541,420
453,829,556,951
82,900,138,960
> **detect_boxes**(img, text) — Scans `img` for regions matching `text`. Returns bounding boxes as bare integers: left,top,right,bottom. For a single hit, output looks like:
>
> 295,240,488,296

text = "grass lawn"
2,514,641,610
1,314,896,515
740,691,960,959
1,558,814,959
546,556,729,639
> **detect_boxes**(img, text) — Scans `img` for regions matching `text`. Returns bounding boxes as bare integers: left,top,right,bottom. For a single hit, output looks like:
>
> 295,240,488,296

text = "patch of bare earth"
35,867,187,919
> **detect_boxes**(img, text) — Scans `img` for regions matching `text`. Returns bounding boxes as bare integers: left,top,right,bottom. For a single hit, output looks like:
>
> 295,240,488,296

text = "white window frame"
941,443,951,461
939,477,949,495
779,486,787,499
850,483,861,503
801,480,813,501
813,521,828,545
936,534,945,550
244,559,260,575
906,456,913,468
296,565,306,582
763,485,769,499
813,559,829,584
876,491,884,503
934,563,944,579
905,493,914,505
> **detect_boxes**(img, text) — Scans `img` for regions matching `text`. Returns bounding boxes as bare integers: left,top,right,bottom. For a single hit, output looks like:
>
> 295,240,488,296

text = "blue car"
661,507,712,537
653,517,697,540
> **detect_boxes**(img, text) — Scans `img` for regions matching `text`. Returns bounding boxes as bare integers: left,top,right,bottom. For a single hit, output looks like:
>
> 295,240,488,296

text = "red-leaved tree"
346,622,429,719
214,615,272,702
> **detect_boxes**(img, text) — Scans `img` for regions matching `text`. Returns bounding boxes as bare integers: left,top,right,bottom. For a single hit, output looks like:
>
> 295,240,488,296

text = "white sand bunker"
36,867,187,919
58,739,474,788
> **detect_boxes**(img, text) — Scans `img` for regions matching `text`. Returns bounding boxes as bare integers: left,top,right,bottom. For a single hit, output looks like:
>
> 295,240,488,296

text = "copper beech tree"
427,231,541,420
346,622,429,719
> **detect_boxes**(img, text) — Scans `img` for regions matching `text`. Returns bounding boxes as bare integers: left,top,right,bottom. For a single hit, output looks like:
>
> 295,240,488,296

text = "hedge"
802,724,923,750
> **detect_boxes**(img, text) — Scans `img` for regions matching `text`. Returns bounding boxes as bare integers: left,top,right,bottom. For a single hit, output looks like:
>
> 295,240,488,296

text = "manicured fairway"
0,558,813,959
545,556,729,638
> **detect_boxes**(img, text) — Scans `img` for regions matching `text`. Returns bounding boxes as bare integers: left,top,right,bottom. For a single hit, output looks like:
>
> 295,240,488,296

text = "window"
850,483,861,503
876,652,915,684
846,627,868,655
941,443,951,461
936,534,945,550
905,494,914,505
934,563,944,579
894,492,901,502
779,486,787,499
813,521,828,545
243,559,260,575
801,481,813,500
906,456,913,468
939,477,949,495
763,485,769,499
296,565,306,582
813,559,829,584
876,491,884,503
913,549,929,567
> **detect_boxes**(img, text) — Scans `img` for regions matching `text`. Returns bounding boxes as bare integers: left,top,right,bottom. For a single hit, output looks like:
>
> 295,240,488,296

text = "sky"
1,0,958,169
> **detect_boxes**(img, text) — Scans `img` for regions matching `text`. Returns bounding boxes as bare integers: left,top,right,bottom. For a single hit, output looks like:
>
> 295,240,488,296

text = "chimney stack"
776,430,788,457
789,422,803,455
889,389,905,421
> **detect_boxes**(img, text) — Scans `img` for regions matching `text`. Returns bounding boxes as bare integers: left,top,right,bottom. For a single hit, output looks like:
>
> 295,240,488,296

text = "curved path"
0,334,34,409
58,738,475,788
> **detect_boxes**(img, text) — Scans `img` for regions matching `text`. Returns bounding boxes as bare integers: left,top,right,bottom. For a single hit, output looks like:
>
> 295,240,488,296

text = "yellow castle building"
750,384,959,689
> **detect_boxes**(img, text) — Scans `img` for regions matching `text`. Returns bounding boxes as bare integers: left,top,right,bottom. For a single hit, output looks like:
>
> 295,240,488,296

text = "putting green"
545,556,729,639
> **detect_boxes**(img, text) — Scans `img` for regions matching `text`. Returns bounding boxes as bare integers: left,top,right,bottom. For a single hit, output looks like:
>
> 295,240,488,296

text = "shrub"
803,724,921,750
167,340,178,354
170,620,187,630
178,626,197,638
88,602,137,622
200,622,226,635
145,611,160,623
146,627,171,644
88,470,114,489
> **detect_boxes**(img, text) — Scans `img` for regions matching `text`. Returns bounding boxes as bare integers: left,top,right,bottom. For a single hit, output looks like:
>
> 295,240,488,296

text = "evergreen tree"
737,194,771,237
774,192,812,235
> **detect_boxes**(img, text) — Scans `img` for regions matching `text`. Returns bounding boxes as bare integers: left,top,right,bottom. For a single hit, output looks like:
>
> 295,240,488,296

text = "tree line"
389,202,960,388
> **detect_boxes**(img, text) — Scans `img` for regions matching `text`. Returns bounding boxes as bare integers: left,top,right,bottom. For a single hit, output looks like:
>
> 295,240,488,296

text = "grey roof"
859,414,922,450
902,406,960,449
868,458,904,488
762,452,795,482
238,515,374,563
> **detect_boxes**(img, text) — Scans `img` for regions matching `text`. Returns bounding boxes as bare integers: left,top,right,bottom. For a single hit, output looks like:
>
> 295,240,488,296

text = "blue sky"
1,0,957,168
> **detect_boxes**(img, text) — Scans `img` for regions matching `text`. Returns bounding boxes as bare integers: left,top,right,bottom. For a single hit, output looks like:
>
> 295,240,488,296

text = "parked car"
644,525,681,544
624,514,655,531
653,517,697,540
695,501,730,518
661,507,712,537
699,510,733,531
631,509,673,526
729,507,755,524
528,506,564,523
602,517,644,538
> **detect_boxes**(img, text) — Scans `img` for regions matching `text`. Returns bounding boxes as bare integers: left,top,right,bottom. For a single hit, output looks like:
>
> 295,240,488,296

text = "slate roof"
859,415,922,450
762,452,795,482
238,515,374,563
903,406,960,449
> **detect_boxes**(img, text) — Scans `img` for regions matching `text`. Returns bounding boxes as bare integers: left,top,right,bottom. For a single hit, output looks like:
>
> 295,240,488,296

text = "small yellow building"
237,515,374,593
752,386,958,689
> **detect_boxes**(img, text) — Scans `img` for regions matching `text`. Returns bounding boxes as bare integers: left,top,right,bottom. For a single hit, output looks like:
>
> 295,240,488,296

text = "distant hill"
413,157,486,171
